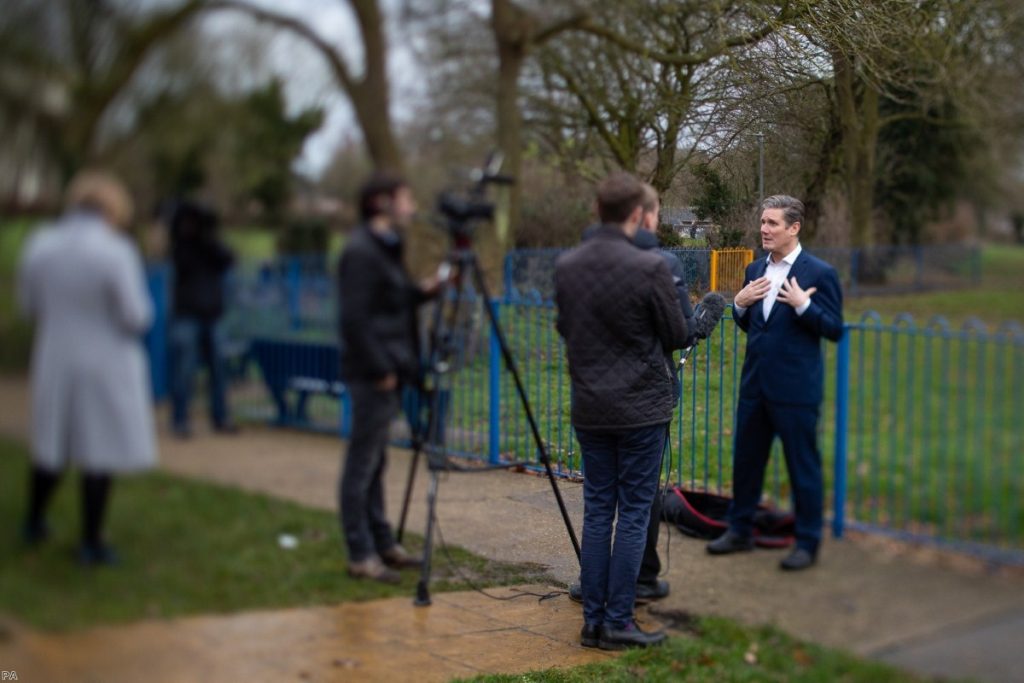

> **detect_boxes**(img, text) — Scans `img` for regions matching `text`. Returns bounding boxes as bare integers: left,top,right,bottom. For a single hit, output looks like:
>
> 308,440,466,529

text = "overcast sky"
199,0,427,178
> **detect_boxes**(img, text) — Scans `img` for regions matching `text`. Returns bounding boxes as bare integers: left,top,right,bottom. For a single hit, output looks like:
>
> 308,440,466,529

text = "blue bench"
248,338,352,435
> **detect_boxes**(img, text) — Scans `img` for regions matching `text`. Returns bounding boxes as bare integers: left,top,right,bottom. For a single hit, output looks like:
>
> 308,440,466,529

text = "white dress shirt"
734,243,811,320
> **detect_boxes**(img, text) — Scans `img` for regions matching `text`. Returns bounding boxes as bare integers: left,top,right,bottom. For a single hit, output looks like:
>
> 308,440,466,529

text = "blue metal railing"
143,247,1021,564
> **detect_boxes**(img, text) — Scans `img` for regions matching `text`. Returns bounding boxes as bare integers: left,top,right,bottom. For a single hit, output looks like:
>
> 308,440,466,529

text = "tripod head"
436,151,514,249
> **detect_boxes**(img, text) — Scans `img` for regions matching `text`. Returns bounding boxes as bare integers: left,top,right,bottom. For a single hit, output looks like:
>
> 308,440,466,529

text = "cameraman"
337,172,440,584
555,172,689,650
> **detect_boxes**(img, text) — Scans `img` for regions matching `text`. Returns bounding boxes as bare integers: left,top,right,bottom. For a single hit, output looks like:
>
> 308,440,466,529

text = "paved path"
1,376,1023,682
0,587,616,682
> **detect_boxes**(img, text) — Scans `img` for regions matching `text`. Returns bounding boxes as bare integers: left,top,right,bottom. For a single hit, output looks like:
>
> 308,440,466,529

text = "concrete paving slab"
874,610,1024,683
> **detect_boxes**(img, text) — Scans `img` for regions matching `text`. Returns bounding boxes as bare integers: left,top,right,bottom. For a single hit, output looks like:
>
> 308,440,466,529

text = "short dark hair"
640,183,659,213
359,171,407,221
761,194,804,228
596,172,645,224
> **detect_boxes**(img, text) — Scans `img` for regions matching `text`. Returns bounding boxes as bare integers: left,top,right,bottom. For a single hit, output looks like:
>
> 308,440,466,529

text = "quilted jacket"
554,225,689,431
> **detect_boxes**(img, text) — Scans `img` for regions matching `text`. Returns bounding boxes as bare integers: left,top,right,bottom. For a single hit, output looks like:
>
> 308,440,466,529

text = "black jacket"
337,224,424,383
555,225,690,431
170,207,234,321
633,229,696,348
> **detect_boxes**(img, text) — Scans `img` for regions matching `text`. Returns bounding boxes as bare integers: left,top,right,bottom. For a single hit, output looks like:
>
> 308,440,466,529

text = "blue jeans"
340,382,400,562
170,317,229,430
577,423,667,629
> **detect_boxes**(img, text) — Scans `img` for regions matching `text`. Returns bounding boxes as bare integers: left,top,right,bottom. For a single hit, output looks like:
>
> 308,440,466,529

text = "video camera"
436,151,514,246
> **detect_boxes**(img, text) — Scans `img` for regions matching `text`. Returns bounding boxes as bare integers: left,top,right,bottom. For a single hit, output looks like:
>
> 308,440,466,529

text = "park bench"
248,337,352,435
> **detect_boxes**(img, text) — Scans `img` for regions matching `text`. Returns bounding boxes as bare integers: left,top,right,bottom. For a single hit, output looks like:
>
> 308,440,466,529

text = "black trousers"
26,466,112,547
637,489,663,585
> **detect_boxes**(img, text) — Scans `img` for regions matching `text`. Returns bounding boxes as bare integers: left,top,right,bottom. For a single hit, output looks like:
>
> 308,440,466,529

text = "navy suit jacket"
733,249,844,407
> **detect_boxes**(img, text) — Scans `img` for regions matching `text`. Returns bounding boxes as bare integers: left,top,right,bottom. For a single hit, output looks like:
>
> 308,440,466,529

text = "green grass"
846,245,1024,327
0,435,551,632
0,219,35,372
459,615,943,683
224,226,345,263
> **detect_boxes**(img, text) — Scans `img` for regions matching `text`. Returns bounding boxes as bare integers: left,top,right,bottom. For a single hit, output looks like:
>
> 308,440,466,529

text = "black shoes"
580,623,600,648
78,542,120,567
569,579,670,605
780,547,816,571
706,530,755,555
635,579,670,603
21,521,50,547
597,621,667,650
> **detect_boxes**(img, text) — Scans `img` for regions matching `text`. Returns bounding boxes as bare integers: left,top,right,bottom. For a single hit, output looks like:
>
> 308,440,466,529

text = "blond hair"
66,169,134,229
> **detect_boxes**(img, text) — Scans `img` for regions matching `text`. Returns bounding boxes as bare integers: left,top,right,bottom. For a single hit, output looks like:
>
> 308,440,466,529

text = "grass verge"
0,435,550,632
458,615,951,683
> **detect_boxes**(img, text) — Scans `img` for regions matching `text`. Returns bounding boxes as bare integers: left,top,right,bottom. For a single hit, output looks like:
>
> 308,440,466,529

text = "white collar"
766,242,802,266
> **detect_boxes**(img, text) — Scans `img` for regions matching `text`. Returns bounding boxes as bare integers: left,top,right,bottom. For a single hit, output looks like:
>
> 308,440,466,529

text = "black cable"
433,508,567,603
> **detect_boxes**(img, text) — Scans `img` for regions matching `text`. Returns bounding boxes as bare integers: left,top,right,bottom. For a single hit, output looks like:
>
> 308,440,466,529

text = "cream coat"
17,210,157,473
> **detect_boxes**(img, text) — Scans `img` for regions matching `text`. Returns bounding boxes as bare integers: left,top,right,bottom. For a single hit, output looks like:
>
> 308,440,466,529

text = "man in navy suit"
706,195,843,570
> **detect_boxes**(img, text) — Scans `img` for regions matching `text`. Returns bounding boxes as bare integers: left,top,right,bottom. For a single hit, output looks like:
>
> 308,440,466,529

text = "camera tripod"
395,243,581,607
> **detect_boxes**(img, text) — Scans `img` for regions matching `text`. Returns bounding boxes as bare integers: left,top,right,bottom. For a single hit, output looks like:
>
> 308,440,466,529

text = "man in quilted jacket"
555,172,690,650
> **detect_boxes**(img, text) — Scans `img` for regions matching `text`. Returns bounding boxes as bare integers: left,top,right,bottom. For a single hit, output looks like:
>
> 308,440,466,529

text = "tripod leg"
396,436,421,544
468,256,581,563
414,469,441,607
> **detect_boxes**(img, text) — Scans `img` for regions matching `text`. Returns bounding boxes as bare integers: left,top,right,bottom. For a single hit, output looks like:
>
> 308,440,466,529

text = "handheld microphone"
691,292,727,340
679,292,728,370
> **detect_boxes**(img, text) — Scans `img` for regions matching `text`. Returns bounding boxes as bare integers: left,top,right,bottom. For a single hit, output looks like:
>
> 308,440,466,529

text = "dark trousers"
339,382,400,562
638,490,663,585
576,423,666,629
171,317,229,430
26,466,112,547
728,397,823,553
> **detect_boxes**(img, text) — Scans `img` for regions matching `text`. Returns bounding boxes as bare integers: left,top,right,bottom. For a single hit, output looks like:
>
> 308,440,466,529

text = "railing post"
832,326,851,539
144,263,170,401
489,300,502,464
286,257,302,330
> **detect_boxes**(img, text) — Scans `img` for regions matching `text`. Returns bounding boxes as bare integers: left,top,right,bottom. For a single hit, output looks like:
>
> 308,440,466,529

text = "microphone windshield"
693,292,727,339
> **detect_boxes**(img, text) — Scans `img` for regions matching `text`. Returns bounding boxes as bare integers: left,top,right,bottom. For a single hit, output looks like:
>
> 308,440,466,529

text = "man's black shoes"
580,623,600,648
706,530,754,555
634,579,670,603
780,547,816,571
598,621,667,650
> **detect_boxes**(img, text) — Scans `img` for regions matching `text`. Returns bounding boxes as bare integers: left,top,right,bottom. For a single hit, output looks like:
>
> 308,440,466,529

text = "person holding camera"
555,172,690,650
337,172,441,583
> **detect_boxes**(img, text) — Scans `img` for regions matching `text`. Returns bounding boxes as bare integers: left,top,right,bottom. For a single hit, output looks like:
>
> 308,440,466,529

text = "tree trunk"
349,0,402,172
833,48,880,251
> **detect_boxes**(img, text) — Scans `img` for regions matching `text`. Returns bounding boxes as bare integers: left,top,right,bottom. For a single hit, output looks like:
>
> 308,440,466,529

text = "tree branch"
206,0,356,94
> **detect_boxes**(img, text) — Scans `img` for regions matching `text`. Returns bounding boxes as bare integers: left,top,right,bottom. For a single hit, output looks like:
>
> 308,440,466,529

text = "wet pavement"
0,586,623,682
1,376,1023,682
